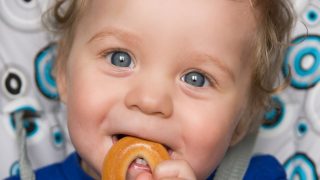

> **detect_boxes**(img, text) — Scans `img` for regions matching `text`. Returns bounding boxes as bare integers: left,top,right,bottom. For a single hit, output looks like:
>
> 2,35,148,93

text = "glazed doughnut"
102,136,170,180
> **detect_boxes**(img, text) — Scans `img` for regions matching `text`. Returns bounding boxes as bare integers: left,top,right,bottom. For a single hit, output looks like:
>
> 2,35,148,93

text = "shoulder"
5,152,93,180
244,154,287,180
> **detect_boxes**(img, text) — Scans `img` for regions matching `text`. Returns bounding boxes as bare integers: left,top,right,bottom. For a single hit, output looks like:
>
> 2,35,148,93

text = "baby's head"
47,0,294,179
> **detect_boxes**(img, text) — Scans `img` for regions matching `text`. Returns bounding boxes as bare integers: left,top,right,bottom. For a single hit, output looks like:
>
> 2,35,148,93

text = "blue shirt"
6,152,286,180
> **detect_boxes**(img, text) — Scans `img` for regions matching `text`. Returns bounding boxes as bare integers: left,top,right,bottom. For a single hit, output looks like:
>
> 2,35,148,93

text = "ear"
56,65,68,104
229,125,249,146
229,109,253,146
54,42,68,104
229,110,261,146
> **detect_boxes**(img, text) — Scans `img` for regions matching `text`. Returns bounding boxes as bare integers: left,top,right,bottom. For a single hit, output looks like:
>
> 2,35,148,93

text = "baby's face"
58,0,257,179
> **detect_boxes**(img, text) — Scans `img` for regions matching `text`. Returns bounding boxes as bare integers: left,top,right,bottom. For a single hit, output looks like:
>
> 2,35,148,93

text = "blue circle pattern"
44,59,56,87
51,126,65,149
308,11,318,21
284,153,318,180
294,47,319,76
262,96,285,129
283,35,320,89
308,10,318,22
54,131,63,144
299,124,307,133
9,161,20,176
297,121,308,137
304,6,320,26
9,106,39,138
34,43,59,100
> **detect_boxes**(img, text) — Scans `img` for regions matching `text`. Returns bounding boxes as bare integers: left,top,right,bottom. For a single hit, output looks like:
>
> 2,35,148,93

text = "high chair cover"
0,1,73,179
254,1,320,179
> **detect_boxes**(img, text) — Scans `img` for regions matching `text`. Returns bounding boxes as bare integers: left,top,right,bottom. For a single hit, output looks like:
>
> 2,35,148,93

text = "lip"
111,134,174,156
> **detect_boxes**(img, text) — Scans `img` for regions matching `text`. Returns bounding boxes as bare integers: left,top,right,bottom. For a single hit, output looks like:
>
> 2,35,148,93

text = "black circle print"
5,72,22,95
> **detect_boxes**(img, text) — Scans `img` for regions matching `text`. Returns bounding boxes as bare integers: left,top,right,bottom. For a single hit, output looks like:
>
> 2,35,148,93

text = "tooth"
135,158,148,166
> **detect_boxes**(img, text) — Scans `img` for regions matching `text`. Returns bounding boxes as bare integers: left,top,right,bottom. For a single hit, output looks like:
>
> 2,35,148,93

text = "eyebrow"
87,26,141,47
88,27,235,82
192,53,235,82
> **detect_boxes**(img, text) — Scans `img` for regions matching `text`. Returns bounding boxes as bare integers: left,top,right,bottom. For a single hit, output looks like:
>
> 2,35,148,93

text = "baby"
7,0,295,179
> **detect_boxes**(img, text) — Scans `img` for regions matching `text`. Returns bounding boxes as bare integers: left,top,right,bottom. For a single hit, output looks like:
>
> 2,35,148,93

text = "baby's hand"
136,160,197,180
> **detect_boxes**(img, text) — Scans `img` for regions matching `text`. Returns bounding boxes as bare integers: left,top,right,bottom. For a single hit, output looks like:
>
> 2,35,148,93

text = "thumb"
136,172,153,180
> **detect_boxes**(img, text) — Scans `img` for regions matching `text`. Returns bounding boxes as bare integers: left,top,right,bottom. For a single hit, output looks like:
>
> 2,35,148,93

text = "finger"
136,172,153,180
153,160,196,180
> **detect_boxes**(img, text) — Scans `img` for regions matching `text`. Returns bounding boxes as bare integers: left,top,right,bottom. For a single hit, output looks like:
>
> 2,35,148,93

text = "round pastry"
102,136,170,180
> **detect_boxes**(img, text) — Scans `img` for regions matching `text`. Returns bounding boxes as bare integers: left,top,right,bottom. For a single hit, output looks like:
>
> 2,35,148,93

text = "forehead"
80,0,256,48
83,0,256,30
83,1,254,57
75,0,257,73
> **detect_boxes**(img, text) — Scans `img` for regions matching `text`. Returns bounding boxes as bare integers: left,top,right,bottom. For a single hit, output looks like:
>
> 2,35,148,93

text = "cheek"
65,64,127,172
65,64,119,147
67,72,109,130
66,73,102,138
66,58,121,128
186,118,236,178
178,101,241,178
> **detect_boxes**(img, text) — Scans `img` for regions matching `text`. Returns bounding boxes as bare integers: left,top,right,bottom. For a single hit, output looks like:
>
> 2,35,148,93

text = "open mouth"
128,157,152,179
109,134,174,179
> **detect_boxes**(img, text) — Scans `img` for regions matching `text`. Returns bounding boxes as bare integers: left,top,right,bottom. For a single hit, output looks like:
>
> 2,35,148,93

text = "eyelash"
98,48,217,87
183,69,217,87
99,48,133,59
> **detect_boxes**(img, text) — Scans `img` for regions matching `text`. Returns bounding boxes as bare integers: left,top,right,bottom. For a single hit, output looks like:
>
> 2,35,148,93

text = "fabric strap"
213,133,257,180
14,111,36,180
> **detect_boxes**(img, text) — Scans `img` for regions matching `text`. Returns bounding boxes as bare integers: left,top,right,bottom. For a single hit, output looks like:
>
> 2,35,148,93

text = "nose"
124,80,173,118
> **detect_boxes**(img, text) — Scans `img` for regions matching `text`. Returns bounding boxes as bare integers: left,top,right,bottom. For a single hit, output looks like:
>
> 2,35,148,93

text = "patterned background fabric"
0,0,319,179
0,0,73,178
254,0,320,180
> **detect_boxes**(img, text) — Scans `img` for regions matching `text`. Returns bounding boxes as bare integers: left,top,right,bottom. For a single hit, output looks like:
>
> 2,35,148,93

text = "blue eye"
110,51,133,68
182,71,209,87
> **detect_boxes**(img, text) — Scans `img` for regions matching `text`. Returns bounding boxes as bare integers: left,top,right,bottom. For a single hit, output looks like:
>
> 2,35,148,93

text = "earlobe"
55,57,68,103
56,69,68,104
230,128,247,146
54,39,69,104
229,116,252,146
